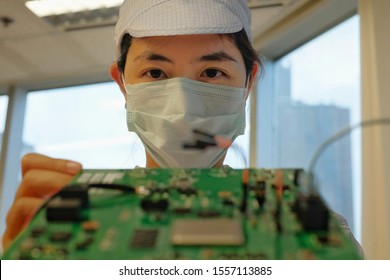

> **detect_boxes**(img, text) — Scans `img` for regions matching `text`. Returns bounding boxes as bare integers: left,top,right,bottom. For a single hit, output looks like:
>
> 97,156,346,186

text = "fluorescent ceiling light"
25,0,123,17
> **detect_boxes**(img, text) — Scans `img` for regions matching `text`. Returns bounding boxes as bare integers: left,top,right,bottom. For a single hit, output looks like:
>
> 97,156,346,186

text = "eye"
145,69,167,79
201,68,224,78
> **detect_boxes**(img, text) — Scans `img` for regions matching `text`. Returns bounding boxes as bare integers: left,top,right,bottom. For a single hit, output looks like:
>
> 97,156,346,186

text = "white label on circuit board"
102,172,125,184
76,172,93,184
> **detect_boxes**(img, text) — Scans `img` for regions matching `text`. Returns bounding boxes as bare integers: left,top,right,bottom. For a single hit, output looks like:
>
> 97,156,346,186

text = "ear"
245,62,260,100
109,62,127,100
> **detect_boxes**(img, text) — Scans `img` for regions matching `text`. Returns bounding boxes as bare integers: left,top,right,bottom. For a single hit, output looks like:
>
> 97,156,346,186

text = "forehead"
127,34,242,60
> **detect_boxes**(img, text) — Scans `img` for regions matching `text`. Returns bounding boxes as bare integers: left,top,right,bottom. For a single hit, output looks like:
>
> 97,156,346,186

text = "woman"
3,0,363,258
2,0,259,250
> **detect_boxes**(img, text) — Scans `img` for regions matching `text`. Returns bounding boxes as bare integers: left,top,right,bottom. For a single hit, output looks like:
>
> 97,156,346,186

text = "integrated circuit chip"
171,219,244,246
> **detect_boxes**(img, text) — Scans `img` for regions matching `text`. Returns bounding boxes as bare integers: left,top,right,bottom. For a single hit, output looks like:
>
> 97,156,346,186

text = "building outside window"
258,16,361,239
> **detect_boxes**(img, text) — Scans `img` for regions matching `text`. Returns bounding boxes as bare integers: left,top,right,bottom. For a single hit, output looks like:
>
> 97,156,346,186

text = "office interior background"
0,0,389,259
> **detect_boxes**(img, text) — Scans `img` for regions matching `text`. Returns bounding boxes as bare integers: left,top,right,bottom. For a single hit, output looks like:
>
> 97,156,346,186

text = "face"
110,34,257,168
111,34,254,99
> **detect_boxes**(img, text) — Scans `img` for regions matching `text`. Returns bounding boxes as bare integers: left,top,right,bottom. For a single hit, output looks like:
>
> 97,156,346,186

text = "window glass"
259,16,361,239
23,82,145,168
0,95,9,252
0,95,9,157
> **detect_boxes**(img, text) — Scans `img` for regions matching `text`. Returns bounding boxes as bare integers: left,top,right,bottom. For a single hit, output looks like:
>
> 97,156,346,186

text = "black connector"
59,184,89,208
140,198,169,212
46,198,83,222
252,181,266,208
293,194,329,231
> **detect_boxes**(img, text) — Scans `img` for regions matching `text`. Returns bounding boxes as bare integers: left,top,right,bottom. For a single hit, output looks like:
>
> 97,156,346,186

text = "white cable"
306,118,390,193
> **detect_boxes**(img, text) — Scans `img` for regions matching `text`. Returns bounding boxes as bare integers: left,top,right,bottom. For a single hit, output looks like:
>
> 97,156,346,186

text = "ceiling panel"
0,50,27,81
0,0,53,39
68,26,116,66
251,0,311,38
4,34,90,73
0,0,313,89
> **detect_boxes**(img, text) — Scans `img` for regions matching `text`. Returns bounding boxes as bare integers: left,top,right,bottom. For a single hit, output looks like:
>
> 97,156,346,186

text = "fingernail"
215,136,232,149
65,162,82,174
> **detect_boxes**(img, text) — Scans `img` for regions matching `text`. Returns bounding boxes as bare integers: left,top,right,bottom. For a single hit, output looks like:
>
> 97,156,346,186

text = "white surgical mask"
125,77,247,167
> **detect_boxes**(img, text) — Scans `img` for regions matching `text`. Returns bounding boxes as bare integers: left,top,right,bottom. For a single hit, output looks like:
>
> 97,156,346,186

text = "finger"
21,153,82,177
15,169,75,201
3,197,42,251
214,135,233,149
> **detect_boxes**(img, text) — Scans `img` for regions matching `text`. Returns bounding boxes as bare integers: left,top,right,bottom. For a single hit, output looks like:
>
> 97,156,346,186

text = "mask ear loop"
122,73,127,109
245,75,251,88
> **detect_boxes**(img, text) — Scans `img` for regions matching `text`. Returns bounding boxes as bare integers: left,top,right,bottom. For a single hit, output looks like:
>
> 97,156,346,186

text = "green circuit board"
2,168,361,260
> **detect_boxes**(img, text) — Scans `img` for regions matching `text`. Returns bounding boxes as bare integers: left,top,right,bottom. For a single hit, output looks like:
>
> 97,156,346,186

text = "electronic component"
46,198,82,222
58,184,89,208
2,168,362,260
171,219,243,245
292,193,330,231
130,229,159,248
50,231,72,242
82,220,100,232
76,236,94,251
30,226,46,238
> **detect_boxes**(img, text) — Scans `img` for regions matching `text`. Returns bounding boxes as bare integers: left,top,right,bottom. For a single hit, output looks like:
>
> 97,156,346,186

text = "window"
0,95,9,157
258,16,361,239
23,82,145,168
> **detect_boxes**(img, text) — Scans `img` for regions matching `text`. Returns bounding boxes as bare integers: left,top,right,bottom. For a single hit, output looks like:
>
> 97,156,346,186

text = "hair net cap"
115,0,252,53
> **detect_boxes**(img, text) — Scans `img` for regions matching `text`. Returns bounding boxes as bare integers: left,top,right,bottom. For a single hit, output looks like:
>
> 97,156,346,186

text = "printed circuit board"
2,168,361,260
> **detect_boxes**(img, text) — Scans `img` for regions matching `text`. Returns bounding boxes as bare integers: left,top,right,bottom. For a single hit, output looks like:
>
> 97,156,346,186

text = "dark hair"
117,29,262,81
224,30,263,81
117,33,132,75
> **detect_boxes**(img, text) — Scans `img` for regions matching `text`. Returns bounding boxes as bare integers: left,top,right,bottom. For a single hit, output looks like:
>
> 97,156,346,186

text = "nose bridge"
172,64,197,80
169,78,201,115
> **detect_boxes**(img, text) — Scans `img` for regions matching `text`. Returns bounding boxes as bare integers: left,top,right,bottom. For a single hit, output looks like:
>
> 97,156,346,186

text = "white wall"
360,0,390,260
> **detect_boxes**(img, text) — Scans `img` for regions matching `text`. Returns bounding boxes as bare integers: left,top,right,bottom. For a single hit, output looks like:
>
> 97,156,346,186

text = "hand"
2,153,82,250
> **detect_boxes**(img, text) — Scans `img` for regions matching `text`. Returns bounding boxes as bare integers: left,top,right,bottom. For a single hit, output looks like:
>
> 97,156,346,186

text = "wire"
88,183,134,193
306,117,390,193
182,129,232,149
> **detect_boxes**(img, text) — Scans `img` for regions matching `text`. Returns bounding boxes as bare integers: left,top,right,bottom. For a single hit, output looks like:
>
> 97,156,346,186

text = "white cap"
115,0,252,53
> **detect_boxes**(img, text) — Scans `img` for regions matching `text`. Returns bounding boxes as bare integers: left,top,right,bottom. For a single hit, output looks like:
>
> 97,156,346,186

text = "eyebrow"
134,51,237,64
134,52,173,63
198,52,238,63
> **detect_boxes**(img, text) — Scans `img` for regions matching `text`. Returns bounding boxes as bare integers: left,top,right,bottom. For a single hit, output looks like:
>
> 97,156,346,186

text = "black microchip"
130,229,158,248
46,198,82,222
75,236,94,250
30,226,46,238
50,231,72,242
222,199,235,206
177,188,197,196
197,209,221,218
140,198,169,212
172,207,192,214
59,184,89,208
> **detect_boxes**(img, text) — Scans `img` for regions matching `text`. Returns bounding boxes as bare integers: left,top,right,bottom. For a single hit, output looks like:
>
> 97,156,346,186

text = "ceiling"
0,0,320,92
